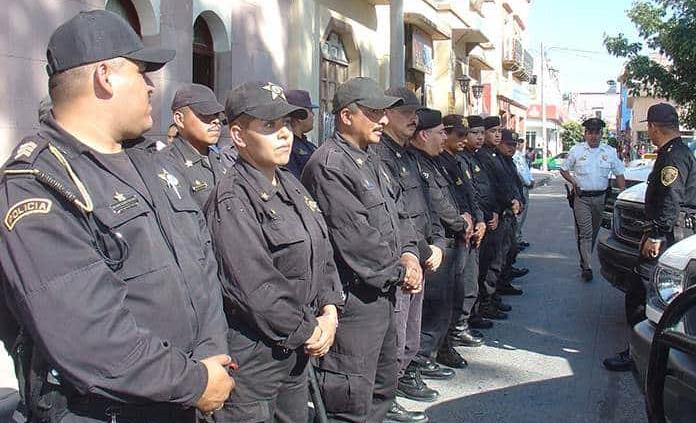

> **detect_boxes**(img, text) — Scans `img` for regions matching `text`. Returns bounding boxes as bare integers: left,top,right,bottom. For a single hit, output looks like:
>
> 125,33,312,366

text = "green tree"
561,121,583,151
604,0,696,126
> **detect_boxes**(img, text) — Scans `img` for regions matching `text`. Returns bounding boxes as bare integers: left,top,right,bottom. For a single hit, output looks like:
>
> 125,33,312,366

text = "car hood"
617,182,647,203
660,234,696,270
623,163,653,181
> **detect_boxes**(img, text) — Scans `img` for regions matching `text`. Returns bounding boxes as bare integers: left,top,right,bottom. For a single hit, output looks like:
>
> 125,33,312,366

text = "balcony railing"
503,37,524,71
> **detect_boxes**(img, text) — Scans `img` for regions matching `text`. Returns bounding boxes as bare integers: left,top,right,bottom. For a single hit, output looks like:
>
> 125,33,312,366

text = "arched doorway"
320,32,350,142
193,16,215,90
105,0,142,37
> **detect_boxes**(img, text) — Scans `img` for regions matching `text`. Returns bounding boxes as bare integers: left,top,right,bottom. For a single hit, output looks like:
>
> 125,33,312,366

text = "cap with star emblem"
225,81,308,122
171,83,224,116
332,77,403,113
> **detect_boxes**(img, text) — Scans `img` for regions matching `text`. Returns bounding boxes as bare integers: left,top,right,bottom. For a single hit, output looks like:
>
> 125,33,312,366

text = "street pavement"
0,173,648,422
400,173,648,423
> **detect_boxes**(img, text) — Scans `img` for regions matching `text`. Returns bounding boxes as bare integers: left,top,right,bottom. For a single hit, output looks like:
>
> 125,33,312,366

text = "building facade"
0,0,532,163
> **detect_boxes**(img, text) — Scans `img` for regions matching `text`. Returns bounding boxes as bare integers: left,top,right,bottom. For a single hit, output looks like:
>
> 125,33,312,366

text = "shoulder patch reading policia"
661,166,679,186
4,198,52,230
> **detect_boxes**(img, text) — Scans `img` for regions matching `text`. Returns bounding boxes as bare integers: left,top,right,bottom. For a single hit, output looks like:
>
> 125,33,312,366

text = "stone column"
389,0,404,87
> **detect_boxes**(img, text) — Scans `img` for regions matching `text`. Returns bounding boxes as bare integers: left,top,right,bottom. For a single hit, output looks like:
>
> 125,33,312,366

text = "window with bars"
319,32,350,142
193,16,215,90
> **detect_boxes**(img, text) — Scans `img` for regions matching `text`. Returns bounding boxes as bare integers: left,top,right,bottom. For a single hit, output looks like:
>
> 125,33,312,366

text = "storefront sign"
410,27,433,75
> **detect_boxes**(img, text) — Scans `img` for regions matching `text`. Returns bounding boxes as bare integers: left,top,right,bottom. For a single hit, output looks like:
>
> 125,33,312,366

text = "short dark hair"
651,121,680,132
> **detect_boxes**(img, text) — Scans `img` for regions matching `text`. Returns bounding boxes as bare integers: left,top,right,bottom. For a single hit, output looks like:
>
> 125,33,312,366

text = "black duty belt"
578,190,606,198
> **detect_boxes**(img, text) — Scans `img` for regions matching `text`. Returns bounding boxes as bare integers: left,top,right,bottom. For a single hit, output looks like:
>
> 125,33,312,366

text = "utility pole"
540,42,548,171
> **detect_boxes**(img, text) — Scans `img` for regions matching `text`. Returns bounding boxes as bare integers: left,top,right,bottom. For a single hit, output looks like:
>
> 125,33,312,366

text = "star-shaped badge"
113,192,126,202
262,83,286,101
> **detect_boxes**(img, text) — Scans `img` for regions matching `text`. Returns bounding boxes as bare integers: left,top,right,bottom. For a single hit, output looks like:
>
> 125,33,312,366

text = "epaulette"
324,146,345,170
3,133,51,169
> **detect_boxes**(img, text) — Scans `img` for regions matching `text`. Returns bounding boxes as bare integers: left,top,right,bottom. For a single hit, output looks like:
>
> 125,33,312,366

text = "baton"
564,184,575,209
308,360,329,423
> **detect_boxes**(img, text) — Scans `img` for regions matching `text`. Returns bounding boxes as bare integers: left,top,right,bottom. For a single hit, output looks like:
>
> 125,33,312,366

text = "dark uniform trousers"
478,224,503,298
418,247,455,358
206,161,344,423
0,118,228,423
497,212,519,287
301,135,419,423
450,244,480,333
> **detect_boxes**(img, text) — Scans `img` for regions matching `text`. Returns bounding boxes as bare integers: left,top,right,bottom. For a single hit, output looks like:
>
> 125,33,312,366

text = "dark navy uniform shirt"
287,134,317,179
301,134,419,292
437,151,483,223
476,144,522,212
0,117,227,407
460,149,497,221
205,159,344,350
161,136,228,209
645,137,696,240
373,135,446,259
410,148,467,239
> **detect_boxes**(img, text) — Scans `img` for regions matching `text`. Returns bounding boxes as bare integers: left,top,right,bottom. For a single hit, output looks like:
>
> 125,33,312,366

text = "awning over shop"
404,12,451,40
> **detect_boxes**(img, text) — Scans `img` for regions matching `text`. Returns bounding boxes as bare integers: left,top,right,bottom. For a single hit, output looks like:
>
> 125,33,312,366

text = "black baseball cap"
467,115,485,129
171,83,224,115
483,116,501,130
501,129,517,145
225,81,308,122
415,109,442,132
385,86,425,112
641,103,679,125
286,90,319,110
332,77,402,113
46,10,175,77
582,117,605,130
443,114,467,130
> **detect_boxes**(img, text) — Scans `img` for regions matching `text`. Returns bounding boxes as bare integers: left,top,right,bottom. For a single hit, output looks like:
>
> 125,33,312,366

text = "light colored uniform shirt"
513,150,534,187
560,142,625,191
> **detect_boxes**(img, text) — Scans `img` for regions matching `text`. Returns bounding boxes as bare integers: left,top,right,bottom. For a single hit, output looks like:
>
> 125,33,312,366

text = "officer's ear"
229,116,251,149
338,107,353,127
172,108,186,128
93,62,114,98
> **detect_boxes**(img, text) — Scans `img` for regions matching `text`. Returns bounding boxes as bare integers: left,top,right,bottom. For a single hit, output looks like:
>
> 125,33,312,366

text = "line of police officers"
0,10,534,423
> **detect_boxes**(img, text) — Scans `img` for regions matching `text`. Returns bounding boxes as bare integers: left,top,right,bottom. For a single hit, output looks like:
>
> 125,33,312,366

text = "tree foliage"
604,0,696,127
560,121,583,151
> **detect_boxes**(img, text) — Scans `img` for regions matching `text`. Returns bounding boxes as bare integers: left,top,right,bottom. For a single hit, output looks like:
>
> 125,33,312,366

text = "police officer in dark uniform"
459,116,509,320
0,10,233,422
204,81,344,422
439,115,492,334
285,89,319,179
479,116,524,297
162,83,227,209
375,87,448,407
604,103,696,371
301,77,426,423
408,109,480,374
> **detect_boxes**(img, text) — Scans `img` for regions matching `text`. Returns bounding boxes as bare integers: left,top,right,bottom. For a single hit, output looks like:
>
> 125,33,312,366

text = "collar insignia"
184,160,194,168
260,192,270,201
304,195,320,213
113,192,126,202
356,157,364,167
396,152,402,158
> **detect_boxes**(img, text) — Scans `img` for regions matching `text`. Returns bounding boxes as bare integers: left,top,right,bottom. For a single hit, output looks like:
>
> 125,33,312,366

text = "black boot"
497,283,523,296
511,267,529,277
437,345,468,369
479,301,508,320
582,268,594,282
469,314,494,329
384,401,429,423
491,294,512,312
603,348,634,372
449,329,484,347
414,357,455,380
396,364,439,402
